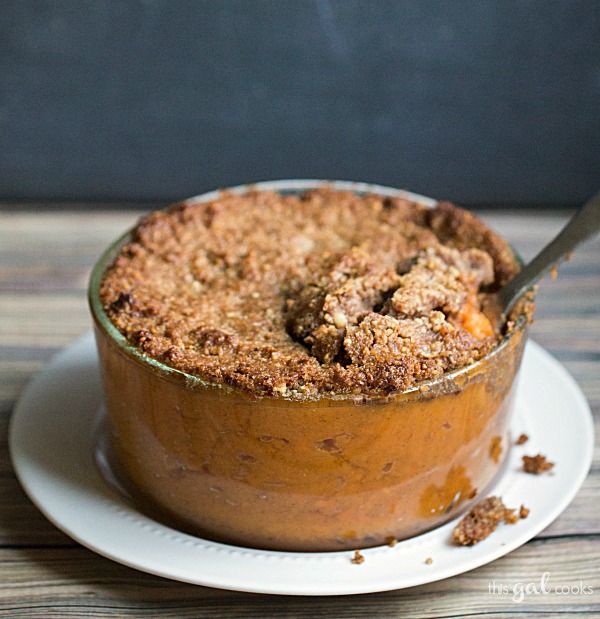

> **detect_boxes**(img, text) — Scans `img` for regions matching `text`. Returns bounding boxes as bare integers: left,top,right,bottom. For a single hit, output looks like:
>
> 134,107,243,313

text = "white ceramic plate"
9,334,594,596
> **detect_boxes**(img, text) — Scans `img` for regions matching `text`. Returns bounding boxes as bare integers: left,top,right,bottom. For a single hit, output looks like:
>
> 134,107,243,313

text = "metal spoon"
497,190,600,327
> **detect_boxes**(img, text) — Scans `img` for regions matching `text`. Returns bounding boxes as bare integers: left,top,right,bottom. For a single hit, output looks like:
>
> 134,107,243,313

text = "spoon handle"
498,190,600,317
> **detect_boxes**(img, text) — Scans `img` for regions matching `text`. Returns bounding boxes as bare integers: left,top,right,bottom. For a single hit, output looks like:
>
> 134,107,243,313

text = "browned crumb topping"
519,505,530,519
351,550,365,564
516,433,529,445
99,189,521,399
452,496,518,545
425,557,433,565
385,536,398,547
523,454,554,474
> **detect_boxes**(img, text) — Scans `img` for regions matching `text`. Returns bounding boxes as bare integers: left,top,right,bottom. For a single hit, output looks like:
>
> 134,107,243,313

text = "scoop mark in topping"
286,244,498,379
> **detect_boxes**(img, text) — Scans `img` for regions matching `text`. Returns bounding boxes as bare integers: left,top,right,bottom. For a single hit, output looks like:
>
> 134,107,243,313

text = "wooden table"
1,206,598,617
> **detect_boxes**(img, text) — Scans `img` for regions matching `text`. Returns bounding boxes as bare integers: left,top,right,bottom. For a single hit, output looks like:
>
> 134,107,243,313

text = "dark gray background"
2,0,599,206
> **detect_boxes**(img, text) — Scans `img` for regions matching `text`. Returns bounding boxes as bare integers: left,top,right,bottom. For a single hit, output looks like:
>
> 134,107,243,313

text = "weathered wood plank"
0,538,597,616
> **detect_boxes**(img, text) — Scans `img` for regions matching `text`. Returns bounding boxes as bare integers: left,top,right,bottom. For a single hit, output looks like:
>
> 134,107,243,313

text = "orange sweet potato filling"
458,296,495,340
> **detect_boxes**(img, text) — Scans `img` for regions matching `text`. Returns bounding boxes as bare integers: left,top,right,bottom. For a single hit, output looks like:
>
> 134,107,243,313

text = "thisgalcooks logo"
488,572,594,603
